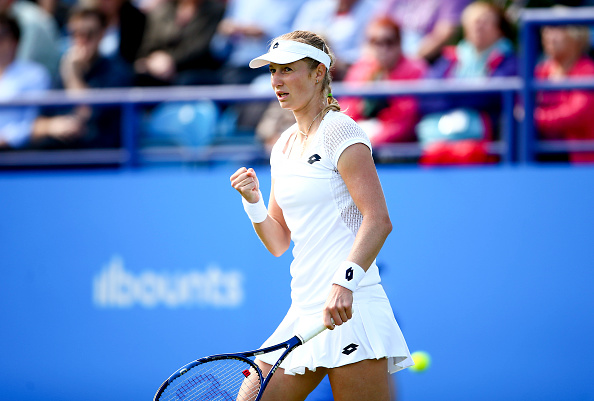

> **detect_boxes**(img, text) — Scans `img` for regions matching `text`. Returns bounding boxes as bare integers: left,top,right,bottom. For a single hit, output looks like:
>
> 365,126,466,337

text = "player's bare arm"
338,142,392,269
254,179,291,257
323,143,392,330
231,168,291,257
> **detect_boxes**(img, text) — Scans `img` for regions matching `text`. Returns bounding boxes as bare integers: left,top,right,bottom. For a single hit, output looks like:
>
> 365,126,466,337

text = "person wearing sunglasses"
340,16,427,149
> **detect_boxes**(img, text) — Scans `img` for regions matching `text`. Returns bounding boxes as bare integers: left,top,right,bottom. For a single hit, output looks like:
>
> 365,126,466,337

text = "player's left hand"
230,167,260,204
323,284,353,330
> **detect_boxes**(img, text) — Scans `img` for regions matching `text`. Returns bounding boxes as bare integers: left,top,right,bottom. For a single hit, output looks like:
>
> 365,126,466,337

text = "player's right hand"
230,167,260,204
323,284,353,330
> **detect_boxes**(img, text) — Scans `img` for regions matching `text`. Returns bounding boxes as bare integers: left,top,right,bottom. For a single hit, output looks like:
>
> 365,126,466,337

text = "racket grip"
298,323,328,344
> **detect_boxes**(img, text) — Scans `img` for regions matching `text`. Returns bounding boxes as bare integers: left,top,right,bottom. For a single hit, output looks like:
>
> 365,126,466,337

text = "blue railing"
0,79,522,167
1,7,594,168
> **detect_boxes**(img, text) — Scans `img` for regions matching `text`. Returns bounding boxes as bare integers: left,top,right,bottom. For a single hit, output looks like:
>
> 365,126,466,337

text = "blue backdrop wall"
1,165,593,401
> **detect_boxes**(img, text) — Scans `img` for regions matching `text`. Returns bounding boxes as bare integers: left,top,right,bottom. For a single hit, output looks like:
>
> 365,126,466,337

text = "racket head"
154,355,263,401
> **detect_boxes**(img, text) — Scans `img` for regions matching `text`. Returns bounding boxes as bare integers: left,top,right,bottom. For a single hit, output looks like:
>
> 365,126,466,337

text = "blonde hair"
461,1,514,40
541,24,591,55
274,30,341,115
566,25,591,54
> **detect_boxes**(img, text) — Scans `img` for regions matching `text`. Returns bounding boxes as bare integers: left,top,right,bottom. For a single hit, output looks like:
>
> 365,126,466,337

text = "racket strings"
159,358,261,401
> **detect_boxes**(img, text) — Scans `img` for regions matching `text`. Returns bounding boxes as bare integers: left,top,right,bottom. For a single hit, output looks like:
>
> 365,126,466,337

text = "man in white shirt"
0,13,50,149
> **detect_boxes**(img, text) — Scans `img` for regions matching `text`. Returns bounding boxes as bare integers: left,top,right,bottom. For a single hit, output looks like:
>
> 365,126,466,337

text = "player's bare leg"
237,365,262,401
254,359,328,401
328,358,392,401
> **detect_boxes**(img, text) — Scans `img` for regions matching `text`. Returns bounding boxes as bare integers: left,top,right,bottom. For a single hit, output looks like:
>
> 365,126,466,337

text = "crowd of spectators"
1,0,594,165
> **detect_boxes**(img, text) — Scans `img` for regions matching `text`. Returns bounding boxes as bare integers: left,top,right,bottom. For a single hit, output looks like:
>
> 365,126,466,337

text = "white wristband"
241,191,268,223
331,261,366,292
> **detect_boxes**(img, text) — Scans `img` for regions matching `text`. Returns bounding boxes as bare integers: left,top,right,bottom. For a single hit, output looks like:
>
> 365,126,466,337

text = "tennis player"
230,30,413,401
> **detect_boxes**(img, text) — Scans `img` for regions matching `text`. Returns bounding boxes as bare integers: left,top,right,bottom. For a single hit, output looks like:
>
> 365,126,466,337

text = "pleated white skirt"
257,284,413,375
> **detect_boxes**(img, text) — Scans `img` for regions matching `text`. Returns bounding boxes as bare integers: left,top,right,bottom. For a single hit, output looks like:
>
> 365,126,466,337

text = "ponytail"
323,91,340,116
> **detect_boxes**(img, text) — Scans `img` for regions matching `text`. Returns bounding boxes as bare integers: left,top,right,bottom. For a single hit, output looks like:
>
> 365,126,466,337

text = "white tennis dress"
257,110,413,375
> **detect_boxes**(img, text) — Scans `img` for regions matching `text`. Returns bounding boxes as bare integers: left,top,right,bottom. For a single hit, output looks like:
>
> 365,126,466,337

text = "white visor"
249,40,331,70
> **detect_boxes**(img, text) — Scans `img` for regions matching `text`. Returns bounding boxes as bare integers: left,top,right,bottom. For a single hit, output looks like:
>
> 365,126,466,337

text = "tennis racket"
153,323,328,401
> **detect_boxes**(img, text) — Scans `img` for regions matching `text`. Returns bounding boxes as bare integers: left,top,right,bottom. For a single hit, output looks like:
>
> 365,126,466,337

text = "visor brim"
249,50,307,69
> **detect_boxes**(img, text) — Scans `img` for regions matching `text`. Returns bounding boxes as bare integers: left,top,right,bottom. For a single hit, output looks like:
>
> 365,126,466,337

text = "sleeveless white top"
270,111,382,309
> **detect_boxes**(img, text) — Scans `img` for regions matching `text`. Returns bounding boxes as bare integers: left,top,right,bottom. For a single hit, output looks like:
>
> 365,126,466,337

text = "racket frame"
154,334,305,401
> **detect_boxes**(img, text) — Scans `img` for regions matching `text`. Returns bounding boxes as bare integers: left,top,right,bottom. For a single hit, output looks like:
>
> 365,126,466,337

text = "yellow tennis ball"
410,351,431,372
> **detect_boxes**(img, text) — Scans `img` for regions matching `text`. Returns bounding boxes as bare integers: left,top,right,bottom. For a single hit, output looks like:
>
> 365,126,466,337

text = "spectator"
208,0,305,146
0,13,51,149
416,1,517,165
292,0,380,80
31,6,134,149
0,0,61,78
534,24,594,163
134,0,224,86
255,101,295,154
88,0,147,64
340,16,426,148
376,0,471,63
212,0,306,85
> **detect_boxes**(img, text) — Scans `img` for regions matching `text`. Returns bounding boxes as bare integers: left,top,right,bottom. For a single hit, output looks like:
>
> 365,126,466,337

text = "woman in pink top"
340,17,426,147
535,25,594,164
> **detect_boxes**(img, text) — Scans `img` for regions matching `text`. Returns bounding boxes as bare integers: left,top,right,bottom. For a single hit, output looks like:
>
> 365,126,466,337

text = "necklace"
297,109,325,140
